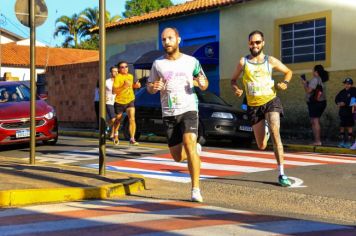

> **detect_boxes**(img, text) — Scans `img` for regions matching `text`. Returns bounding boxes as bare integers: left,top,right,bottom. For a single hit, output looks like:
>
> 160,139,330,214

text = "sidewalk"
0,155,145,207
60,128,356,155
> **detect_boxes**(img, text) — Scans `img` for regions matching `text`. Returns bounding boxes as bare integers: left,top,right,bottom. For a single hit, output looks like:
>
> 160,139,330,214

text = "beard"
164,45,178,55
250,46,263,57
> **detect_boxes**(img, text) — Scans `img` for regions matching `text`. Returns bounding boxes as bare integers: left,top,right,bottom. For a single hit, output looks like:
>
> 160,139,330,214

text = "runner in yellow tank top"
231,30,293,187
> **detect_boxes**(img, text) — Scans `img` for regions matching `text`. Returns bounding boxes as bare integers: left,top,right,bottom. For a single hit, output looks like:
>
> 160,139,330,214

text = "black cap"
343,77,353,85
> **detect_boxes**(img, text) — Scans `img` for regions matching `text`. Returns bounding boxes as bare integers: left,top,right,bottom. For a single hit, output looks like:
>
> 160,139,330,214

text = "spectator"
0,90,10,102
335,78,356,148
11,92,21,102
350,97,356,150
301,65,328,146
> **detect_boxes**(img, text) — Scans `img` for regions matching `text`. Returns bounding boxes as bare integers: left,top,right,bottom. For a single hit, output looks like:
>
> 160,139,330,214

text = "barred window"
280,18,326,64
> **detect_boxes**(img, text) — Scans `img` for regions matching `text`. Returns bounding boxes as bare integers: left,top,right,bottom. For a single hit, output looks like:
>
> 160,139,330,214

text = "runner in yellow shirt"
112,61,141,145
231,30,293,187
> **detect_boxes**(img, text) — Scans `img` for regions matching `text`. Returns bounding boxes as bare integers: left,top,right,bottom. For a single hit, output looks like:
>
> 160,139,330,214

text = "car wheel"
123,117,141,141
198,121,206,146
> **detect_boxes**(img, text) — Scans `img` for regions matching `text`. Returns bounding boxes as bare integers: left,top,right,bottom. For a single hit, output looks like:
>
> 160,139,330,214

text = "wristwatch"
283,80,289,85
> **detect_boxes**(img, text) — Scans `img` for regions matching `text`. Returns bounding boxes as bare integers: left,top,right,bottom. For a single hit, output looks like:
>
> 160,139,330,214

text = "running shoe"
350,142,356,150
337,141,345,148
191,188,203,203
130,140,139,146
278,175,291,187
343,142,352,149
113,134,119,146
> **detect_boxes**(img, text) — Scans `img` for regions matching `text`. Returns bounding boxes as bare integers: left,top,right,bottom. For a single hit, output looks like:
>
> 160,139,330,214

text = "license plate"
239,125,252,132
16,129,30,138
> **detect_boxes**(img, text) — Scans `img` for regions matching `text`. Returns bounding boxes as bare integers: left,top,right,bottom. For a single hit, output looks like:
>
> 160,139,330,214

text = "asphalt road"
1,135,356,225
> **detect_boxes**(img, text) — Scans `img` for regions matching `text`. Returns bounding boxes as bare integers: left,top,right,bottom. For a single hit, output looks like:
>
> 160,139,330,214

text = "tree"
79,7,121,38
123,0,173,18
53,14,82,48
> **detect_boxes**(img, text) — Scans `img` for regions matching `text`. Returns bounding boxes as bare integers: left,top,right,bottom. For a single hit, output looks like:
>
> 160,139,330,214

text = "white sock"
278,165,285,176
192,187,200,192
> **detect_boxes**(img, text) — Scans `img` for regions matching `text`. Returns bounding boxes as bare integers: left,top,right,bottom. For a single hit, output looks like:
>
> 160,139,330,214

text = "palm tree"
79,7,121,39
53,14,82,48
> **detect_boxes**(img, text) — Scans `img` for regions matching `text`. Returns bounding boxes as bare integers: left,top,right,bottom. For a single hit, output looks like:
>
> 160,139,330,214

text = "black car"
121,86,253,145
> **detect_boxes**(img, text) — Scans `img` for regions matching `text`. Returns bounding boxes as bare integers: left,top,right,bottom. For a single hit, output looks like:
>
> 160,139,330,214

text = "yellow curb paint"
0,179,145,207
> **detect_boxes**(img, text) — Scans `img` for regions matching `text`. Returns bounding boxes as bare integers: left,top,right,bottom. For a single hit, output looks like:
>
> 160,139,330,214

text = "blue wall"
159,11,220,95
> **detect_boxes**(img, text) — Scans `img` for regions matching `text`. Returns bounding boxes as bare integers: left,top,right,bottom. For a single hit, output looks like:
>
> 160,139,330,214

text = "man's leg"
126,107,138,144
112,112,123,144
265,111,291,187
253,119,269,150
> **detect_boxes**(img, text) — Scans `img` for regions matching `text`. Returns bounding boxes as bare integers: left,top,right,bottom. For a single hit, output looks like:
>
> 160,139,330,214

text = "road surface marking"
0,199,353,236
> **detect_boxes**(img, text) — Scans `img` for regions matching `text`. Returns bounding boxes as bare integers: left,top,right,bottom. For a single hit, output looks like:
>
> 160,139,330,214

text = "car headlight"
211,112,234,119
44,111,55,120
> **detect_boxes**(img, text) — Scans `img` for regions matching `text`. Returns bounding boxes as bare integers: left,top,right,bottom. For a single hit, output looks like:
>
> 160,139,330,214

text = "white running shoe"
196,143,202,156
350,142,356,150
191,188,203,203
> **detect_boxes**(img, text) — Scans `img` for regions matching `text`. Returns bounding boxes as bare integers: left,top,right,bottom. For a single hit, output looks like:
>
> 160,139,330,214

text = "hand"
133,81,141,89
153,78,164,92
194,74,206,88
232,85,243,97
276,82,288,90
338,102,346,107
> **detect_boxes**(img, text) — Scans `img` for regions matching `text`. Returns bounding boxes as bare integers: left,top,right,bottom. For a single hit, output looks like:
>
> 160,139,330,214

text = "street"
1,135,356,235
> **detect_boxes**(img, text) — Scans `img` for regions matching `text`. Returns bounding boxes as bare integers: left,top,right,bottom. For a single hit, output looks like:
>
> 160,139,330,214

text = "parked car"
0,81,58,146
122,85,253,145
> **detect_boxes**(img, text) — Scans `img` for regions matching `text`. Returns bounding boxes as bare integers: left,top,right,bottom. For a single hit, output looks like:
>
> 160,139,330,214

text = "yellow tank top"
242,55,276,106
113,73,135,104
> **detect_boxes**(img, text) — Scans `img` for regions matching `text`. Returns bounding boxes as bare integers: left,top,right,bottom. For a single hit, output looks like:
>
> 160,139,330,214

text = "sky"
0,0,187,47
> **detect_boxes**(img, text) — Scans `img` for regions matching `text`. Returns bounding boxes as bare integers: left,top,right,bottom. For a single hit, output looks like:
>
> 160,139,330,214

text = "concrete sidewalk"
0,156,145,207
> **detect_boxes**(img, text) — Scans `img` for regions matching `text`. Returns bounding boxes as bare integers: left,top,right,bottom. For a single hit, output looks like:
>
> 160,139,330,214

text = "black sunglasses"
249,40,262,46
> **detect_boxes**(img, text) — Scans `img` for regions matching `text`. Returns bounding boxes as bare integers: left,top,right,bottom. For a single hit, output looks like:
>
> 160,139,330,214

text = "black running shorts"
163,111,198,147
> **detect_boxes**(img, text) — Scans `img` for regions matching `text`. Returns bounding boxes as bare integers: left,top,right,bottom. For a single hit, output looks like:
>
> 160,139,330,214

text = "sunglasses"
119,65,128,69
249,40,263,46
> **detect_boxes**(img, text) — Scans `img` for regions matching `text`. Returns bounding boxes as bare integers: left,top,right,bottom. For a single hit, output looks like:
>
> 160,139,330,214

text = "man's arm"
231,57,245,97
147,63,164,94
270,56,293,90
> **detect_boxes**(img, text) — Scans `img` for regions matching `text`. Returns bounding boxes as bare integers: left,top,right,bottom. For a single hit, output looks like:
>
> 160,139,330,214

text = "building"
92,0,356,140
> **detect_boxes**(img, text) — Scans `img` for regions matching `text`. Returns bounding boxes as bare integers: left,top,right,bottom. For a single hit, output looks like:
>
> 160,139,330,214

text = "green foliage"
124,0,173,18
54,7,120,49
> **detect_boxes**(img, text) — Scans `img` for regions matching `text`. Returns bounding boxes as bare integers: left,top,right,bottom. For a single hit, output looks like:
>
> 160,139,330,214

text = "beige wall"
106,23,158,59
220,0,356,79
219,0,356,140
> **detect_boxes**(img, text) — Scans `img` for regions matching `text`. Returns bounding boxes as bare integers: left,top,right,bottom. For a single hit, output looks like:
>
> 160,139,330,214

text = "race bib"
247,80,275,96
168,92,183,109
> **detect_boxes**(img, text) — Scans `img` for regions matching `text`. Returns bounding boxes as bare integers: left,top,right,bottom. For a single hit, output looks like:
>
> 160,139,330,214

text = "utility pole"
98,0,107,176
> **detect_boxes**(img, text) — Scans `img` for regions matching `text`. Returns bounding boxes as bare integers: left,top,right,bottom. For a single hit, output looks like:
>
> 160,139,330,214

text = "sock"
347,133,353,142
192,187,200,192
339,132,345,141
130,138,135,142
278,165,285,176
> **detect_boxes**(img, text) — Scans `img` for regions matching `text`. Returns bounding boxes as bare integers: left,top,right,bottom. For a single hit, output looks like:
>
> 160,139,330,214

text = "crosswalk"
88,148,356,183
0,199,354,236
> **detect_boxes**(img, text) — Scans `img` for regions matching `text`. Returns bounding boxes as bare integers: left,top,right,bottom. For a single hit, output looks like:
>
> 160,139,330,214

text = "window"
274,11,331,68
280,19,326,64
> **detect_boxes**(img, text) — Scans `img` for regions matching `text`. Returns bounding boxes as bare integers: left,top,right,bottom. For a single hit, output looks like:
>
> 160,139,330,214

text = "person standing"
106,66,118,139
301,65,328,146
231,30,293,187
112,61,141,145
147,27,209,202
335,77,356,148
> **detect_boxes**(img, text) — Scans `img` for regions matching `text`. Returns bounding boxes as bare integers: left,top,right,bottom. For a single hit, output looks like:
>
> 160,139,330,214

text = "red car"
0,81,58,146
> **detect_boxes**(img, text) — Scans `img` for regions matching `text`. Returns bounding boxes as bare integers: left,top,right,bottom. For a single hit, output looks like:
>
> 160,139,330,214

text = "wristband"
283,80,289,85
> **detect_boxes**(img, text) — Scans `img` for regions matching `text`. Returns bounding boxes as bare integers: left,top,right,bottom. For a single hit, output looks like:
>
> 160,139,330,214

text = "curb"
0,178,145,207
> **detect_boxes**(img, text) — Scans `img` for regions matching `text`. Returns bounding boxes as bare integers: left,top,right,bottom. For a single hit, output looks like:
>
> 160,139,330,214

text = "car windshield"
0,83,34,103
195,88,230,106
